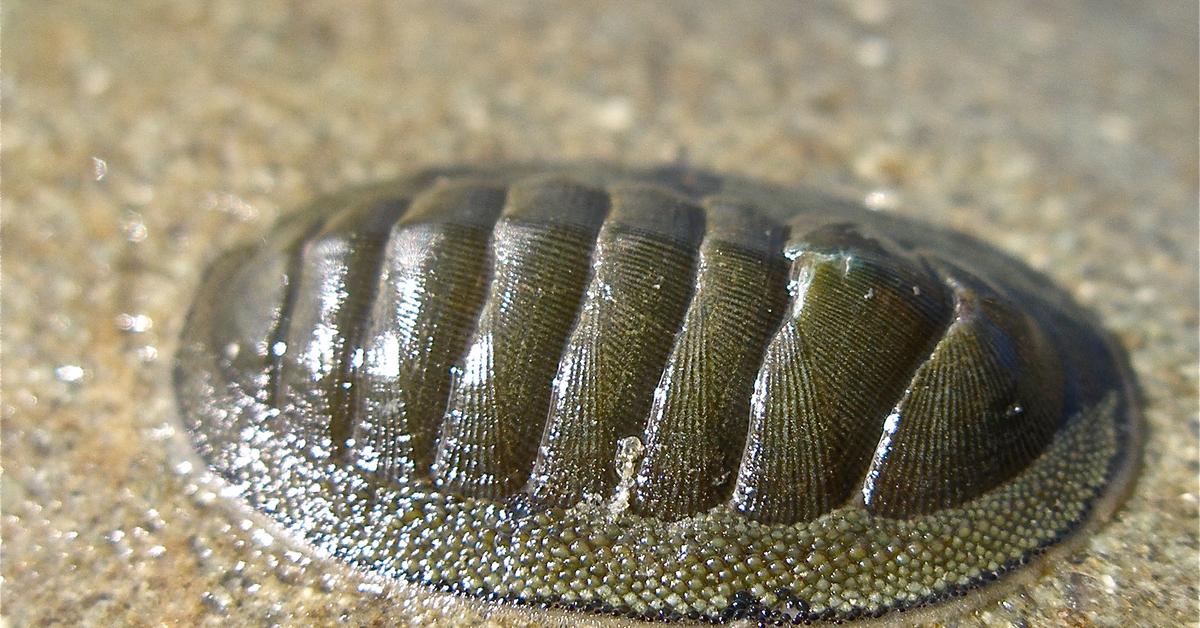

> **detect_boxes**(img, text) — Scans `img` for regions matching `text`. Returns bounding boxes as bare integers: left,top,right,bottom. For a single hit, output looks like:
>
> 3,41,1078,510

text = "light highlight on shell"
174,164,1138,624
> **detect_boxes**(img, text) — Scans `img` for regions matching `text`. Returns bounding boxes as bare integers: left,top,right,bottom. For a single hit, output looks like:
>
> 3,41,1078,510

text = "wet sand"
4,1,1197,625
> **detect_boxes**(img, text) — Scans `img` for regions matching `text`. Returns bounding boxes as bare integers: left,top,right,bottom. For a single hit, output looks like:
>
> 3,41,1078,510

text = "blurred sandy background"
3,1,1196,625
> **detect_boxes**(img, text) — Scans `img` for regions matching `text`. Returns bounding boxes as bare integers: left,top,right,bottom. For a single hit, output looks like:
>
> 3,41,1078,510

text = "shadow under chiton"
174,164,1138,624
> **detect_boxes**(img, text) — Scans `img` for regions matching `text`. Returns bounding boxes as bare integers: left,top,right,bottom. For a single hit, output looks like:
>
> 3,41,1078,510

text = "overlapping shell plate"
174,164,1138,624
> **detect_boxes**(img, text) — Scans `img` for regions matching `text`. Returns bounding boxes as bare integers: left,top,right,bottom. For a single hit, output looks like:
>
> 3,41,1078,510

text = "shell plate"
175,165,1137,624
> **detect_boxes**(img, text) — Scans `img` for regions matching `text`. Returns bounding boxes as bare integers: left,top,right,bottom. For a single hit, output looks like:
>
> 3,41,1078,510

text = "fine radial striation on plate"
174,164,1138,624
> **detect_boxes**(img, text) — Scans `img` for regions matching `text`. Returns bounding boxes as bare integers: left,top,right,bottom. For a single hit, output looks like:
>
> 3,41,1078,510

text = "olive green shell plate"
174,164,1138,624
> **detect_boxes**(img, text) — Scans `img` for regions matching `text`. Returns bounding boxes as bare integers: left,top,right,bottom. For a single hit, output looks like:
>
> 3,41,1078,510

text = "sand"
4,1,1196,625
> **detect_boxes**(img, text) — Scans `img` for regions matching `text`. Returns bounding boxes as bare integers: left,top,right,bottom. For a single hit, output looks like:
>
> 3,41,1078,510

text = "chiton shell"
175,164,1138,624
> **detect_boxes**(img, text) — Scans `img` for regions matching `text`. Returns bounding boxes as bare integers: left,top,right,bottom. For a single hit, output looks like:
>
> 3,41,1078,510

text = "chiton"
175,164,1138,624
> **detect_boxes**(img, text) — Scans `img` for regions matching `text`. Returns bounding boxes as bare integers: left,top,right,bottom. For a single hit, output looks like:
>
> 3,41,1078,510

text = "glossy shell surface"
174,165,1138,624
